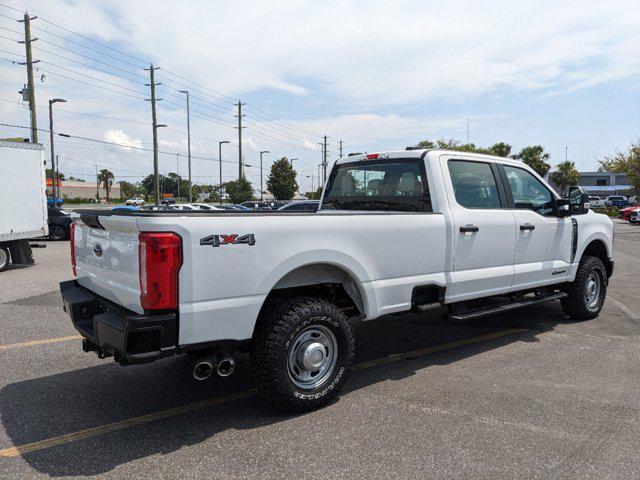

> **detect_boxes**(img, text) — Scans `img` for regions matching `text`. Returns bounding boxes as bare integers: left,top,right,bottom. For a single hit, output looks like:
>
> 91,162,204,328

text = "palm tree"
97,169,115,202
550,161,580,196
512,145,552,177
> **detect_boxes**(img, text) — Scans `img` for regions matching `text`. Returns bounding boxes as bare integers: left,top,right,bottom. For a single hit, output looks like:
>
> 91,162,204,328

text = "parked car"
277,200,320,212
61,149,614,412
588,196,606,208
125,197,145,206
629,208,640,223
47,207,72,240
112,205,140,212
47,196,63,207
241,201,276,211
618,203,640,221
189,203,226,211
161,197,176,205
604,195,628,207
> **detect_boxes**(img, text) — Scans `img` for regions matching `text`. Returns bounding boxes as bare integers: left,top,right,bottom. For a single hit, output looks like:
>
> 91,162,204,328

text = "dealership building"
46,180,121,201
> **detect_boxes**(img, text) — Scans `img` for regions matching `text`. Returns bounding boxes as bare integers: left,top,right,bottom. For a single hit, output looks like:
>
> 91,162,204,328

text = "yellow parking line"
0,328,527,457
0,335,82,351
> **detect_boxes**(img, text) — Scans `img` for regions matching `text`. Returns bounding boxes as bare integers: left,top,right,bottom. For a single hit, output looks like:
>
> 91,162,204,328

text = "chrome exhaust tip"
216,356,235,377
193,356,216,381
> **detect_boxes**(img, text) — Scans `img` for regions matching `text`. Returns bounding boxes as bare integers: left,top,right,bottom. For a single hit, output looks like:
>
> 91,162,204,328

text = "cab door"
499,164,573,289
444,158,517,302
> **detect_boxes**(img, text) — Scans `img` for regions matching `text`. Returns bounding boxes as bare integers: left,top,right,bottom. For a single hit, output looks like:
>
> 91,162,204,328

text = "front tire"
0,246,9,272
49,226,66,241
253,297,355,412
561,256,607,320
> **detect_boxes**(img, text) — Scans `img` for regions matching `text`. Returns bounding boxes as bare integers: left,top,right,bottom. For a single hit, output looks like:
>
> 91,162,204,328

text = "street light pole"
179,90,192,202
260,150,269,201
176,153,180,199
48,98,66,204
219,140,230,205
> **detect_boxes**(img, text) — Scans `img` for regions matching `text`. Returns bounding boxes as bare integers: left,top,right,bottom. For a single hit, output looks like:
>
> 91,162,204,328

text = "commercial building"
46,179,121,201
548,170,631,196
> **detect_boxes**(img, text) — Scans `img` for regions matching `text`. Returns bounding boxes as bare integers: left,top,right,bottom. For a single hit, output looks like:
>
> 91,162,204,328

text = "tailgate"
73,213,143,313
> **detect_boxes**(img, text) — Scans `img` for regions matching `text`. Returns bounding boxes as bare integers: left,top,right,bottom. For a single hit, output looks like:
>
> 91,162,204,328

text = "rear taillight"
70,223,76,276
138,232,182,310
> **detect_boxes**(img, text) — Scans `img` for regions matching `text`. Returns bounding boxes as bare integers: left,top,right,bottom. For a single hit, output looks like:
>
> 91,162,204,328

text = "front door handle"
520,223,535,231
460,225,479,233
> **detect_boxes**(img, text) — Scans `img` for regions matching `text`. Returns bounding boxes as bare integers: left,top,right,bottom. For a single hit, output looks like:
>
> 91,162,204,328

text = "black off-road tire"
252,297,355,412
561,256,607,320
0,246,10,272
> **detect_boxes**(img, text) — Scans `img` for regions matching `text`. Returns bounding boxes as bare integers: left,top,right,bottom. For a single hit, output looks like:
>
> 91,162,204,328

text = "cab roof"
334,149,525,168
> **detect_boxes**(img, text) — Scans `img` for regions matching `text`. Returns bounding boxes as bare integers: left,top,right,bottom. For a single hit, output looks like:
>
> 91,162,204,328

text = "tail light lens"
70,222,76,276
138,232,182,310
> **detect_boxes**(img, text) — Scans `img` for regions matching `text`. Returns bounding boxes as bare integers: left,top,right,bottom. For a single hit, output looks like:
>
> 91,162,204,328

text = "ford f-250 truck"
60,149,614,411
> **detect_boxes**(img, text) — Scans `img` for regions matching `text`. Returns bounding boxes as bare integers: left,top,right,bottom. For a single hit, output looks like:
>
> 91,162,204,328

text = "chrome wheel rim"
584,272,601,310
0,249,8,269
287,324,338,390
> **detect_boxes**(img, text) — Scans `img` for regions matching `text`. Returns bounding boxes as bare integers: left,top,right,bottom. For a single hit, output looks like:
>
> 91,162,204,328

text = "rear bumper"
60,280,177,364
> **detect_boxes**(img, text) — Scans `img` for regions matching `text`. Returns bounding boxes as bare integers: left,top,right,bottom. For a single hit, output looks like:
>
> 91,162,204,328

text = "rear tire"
253,297,354,412
0,246,9,272
561,256,607,320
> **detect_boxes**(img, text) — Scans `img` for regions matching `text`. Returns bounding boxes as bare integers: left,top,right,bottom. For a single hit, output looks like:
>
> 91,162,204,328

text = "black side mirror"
568,186,590,215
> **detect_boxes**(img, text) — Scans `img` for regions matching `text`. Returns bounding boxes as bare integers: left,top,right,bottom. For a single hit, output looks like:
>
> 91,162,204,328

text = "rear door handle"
520,224,535,231
460,225,479,233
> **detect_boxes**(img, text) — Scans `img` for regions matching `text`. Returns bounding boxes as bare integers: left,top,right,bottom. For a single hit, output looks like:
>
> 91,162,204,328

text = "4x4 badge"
200,234,255,247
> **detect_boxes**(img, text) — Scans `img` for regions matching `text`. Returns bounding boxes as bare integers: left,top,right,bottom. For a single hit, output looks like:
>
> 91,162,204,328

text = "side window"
448,160,501,209
503,165,554,216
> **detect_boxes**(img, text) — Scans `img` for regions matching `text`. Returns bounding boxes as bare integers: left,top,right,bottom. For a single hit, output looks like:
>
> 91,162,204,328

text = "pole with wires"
17,12,39,143
339,140,343,158
178,90,192,202
176,153,180,199
323,135,328,183
236,101,245,180
259,150,269,201
218,140,230,205
145,64,165,206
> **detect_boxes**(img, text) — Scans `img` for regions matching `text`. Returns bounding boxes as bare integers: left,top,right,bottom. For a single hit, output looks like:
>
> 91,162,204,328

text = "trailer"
0,140,47,272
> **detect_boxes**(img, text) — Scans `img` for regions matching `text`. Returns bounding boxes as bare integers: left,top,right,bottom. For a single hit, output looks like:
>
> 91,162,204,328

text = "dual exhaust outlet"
193,353,235,381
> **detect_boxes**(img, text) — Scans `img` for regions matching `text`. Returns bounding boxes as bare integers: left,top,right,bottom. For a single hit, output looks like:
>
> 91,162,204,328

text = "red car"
619,204,640,221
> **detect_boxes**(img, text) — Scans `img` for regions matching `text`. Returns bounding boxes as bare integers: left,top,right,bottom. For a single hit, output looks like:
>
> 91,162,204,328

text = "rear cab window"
322,158,432,212
448,160,502,209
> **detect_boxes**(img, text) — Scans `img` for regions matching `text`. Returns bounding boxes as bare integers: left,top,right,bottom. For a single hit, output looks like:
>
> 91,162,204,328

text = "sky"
0,0,638,193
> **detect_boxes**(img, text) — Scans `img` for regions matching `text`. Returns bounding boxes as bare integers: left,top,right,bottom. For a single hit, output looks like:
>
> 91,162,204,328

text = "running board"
449,292,567,321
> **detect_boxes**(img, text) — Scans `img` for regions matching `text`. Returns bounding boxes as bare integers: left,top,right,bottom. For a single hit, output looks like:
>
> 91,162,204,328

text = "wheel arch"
577,237,613,277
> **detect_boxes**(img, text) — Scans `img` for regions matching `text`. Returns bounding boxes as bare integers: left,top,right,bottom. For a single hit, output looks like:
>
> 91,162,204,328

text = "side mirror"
568,186,590,215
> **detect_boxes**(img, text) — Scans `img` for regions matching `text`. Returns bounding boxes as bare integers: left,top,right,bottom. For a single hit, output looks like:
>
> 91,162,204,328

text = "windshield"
322,158,431,212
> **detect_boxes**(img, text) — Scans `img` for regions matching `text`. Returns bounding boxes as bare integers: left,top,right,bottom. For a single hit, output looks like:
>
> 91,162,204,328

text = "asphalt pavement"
0,220,639,479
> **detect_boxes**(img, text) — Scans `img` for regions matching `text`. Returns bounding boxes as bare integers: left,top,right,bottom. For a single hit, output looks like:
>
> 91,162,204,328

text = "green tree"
304,187,324,200
119,180,139,199
225,178,254,203
600,142,640,194
45,168,65,180
267,157,298,200
97,169,115,202
512,145,551,177
550,161,580,195
489,142,512,157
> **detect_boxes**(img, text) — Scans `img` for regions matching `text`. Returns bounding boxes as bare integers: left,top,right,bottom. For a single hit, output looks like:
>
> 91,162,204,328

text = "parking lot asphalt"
0,220,639,479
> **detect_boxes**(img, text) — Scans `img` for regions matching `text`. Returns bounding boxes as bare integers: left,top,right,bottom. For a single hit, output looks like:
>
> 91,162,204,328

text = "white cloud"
103,129,143,149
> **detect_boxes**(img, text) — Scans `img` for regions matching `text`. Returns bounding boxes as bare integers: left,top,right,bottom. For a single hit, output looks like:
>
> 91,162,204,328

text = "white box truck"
0,140,48,272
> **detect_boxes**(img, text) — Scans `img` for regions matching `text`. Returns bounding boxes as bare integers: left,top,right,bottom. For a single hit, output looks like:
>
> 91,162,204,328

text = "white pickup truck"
60,149,614,411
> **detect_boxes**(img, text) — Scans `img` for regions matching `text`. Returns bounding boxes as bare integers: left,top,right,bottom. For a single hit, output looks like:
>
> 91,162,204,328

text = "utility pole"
236,101,245,180
218,141,230,205
94,164,99,201
565,146,568,162
179,90,192,202
259,150,269,201
466,118,470,145
18,13,39,143
48,98,66,203
339,140,343,158
323,135,328,183
145,64,165,206
290,158,298,167
176,153,180,199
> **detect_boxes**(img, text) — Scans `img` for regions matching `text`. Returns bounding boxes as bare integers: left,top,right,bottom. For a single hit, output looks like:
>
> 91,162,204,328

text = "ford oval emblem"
93,242,103,257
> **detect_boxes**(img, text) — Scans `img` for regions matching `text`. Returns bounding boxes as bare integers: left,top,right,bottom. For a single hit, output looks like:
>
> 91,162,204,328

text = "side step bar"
449,292,567,321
